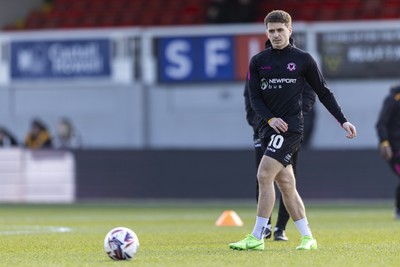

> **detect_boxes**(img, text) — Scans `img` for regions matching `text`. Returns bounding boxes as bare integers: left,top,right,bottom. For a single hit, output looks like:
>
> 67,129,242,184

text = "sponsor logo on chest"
260,78,297,90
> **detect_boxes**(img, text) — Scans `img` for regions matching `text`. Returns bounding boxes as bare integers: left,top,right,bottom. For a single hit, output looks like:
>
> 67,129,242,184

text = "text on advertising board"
10,39,111,79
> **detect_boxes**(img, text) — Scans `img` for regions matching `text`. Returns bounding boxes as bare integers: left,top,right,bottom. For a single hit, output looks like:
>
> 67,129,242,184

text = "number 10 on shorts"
268,134,284,149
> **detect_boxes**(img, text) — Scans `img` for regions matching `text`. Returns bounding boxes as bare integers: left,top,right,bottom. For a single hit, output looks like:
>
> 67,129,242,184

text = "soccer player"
244,37,316,241
229,10,357,251
376,84,400,219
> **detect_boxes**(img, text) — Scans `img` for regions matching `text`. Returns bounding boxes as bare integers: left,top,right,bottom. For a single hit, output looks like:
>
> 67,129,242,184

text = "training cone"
215,210,244,226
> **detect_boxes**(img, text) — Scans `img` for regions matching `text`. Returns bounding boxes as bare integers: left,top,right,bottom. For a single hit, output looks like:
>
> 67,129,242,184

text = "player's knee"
257,167,271,181
257,173,272,188
276,178,295,194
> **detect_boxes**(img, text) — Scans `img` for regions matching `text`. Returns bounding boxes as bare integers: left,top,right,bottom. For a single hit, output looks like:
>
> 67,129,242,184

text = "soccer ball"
104,227,139,260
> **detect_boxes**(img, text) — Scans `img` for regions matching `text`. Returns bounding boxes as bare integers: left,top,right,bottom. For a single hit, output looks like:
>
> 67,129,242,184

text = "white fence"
0,149,75,203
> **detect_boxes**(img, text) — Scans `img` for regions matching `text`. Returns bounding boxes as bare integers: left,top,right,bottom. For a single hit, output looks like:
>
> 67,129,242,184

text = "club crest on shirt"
286,63,296,71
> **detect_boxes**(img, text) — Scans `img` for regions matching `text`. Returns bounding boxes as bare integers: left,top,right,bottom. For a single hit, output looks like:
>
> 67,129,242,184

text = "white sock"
251,216,269,240
294,218,313,237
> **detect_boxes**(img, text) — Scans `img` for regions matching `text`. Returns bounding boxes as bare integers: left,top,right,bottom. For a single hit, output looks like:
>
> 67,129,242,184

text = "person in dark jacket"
230,9,356,252
244,37,316,241
376,84,400,219
0,127,19,147
24,118,53,149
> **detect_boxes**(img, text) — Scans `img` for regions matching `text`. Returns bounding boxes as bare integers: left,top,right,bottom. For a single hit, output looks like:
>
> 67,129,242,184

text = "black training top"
248,44,347,137
244,38,317,135
244,72,316,135
376,84,400,150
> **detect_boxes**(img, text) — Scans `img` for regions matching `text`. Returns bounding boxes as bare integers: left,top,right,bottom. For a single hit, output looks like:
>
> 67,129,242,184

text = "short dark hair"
264,10,292,28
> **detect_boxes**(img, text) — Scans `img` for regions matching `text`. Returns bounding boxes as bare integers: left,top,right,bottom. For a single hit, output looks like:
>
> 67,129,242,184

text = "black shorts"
261,130,302,167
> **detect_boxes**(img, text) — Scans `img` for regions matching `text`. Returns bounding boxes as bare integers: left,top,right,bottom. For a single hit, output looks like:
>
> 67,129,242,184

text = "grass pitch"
0,200,399,267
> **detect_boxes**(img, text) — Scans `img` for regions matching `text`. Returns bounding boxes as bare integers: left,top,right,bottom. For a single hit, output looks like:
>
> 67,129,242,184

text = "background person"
54,117,83,149
376,84,400,219
205,0,230,24
229,0,257,23
0,127,19,147
24,118,53,149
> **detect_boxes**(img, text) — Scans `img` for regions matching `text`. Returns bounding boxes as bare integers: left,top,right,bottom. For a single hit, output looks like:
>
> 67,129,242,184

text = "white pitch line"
0,226,72,235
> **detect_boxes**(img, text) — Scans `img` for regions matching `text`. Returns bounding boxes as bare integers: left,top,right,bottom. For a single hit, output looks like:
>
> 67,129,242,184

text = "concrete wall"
0,79,393,150
74,149,397,200
0,83,145,148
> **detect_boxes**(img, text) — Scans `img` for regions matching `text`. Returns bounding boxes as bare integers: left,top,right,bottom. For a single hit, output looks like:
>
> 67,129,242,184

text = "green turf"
0,200,399,267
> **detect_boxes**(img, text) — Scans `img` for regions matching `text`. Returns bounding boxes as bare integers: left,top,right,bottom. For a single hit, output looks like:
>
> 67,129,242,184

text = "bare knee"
277,176,294,190
257,156,282,187
257,168,269,187
276,168,296,194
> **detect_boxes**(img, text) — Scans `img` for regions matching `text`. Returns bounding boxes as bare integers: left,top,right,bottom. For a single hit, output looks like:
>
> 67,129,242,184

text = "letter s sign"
163,39,192,80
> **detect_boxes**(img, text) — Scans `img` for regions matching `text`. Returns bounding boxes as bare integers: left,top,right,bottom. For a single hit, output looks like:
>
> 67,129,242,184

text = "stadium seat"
24,10,47,29
3,0,400,31
380,1,400,19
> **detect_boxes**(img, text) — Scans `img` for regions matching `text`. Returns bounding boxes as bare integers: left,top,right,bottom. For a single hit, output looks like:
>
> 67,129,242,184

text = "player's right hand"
268,117,288,134
342,122,357,139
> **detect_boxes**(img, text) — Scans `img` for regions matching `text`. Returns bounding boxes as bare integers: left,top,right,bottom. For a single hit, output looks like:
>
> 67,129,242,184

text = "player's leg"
275,166,305,220
229,132,306,250
254,135,272,238
229,155,283,250
275,166,317,250
274,195,289,240
274,151,299,241
256,156,283,220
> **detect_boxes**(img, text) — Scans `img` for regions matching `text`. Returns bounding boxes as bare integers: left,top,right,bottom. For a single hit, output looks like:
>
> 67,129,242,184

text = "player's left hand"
342,122,357,139
379,144,393,160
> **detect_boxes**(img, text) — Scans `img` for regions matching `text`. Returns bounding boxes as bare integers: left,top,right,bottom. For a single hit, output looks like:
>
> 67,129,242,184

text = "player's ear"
265,30,269,38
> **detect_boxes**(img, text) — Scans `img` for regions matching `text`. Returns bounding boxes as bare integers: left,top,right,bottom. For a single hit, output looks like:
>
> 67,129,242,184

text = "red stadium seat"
380,1,400,19
4,0,399,31
25,11,47,29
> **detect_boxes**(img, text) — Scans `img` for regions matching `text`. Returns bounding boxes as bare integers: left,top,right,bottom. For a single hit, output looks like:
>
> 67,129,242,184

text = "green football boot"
296,236,318,250
229,234,264,251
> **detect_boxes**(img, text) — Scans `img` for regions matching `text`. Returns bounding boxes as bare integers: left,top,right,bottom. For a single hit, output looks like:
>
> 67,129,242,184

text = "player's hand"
342,122,357,139
379,141,393,160
268,117,288,134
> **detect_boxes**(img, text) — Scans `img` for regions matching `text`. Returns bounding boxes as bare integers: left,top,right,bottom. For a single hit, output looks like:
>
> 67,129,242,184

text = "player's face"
265,22,292,50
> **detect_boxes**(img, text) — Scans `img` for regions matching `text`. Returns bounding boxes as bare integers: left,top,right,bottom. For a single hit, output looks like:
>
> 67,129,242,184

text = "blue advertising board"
10,39,111,79
157,33,307,83
158,36,236,83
